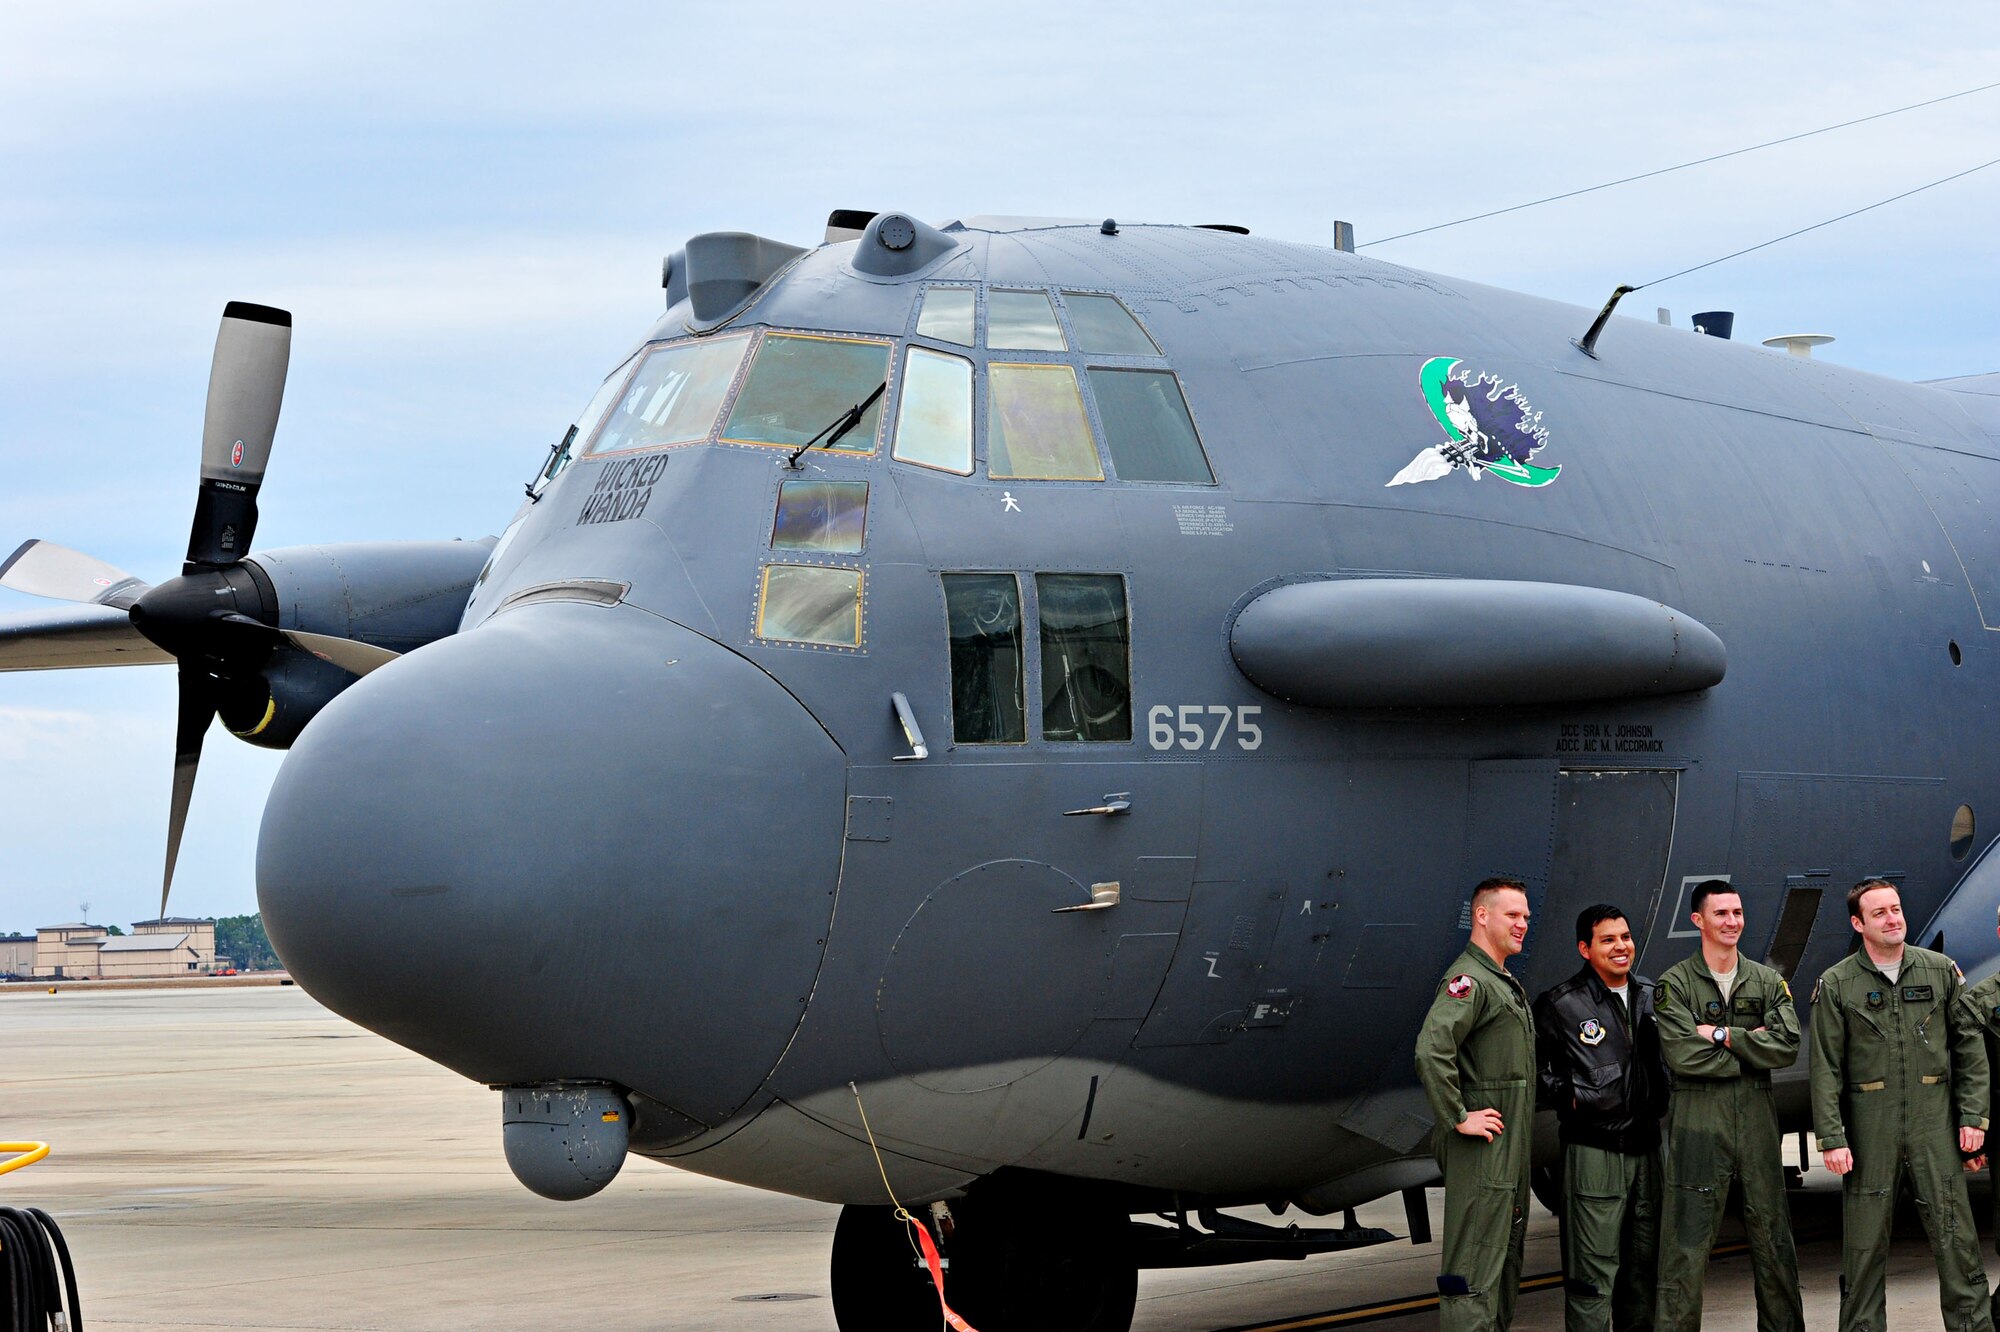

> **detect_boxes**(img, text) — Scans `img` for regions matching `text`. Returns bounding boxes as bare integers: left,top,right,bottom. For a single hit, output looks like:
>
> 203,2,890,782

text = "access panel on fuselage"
832,760,1203,1090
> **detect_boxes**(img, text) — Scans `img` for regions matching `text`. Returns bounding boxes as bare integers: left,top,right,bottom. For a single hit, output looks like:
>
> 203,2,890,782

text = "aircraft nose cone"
256,602,846,1129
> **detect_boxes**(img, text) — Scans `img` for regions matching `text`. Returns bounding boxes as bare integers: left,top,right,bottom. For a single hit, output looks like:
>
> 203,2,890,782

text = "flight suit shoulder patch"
1444,973,1475,999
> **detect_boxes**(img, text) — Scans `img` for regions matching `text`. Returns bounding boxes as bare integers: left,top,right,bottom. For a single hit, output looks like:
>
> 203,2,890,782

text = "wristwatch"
1711,1026,1729,1046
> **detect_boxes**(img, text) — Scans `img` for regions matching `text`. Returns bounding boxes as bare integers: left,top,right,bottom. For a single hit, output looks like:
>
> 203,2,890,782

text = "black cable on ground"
0,1205,81,1332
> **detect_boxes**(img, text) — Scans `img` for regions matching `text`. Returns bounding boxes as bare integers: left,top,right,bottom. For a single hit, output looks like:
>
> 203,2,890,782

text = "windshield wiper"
785,380,889,468
523,425,578,503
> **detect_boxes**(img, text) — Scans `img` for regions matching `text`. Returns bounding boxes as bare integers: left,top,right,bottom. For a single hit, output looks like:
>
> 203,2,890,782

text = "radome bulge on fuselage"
247,210,2000,1225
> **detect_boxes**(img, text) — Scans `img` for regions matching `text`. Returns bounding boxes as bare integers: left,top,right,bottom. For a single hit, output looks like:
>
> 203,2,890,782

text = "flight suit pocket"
1567,1146,1627,1199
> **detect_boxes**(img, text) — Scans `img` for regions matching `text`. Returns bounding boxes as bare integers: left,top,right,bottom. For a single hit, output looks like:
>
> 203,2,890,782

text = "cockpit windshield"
722,334,891,451
586,336,749,456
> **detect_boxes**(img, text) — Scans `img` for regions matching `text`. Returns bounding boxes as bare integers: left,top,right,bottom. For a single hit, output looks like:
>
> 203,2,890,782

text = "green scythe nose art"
1387,356,1562,489
1419,356,1463,437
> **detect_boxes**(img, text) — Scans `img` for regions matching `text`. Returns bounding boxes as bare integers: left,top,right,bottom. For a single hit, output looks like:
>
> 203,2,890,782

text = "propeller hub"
129,562,276,668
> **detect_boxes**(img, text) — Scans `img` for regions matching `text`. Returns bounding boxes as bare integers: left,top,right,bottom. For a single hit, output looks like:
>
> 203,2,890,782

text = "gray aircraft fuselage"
255,214,2000,1217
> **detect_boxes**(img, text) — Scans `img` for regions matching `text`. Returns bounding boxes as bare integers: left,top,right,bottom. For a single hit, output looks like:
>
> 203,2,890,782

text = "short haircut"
1689,879,1737,914
1471,877,1527,914
1848,878,1898,921
1575,904,1629,946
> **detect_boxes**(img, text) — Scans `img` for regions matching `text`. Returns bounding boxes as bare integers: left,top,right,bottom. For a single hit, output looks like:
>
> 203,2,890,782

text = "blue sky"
3,2,1997,931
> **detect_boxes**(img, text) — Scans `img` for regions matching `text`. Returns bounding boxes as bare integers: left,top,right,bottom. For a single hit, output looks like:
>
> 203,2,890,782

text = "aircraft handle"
1063,794,1131,817
890,691,928,762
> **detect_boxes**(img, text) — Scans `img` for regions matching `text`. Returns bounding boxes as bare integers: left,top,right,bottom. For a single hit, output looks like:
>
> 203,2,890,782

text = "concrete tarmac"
3,985,1995,1331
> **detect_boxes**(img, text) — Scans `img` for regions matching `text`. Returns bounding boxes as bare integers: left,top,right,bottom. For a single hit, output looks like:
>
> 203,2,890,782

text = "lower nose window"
757,564,863,647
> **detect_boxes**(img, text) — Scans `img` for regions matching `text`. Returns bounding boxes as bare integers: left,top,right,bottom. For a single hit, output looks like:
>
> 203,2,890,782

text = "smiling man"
1811,878,1991,1332
1416,876,1535,1331
1653,879,1805,1332
1534,904,1668,1331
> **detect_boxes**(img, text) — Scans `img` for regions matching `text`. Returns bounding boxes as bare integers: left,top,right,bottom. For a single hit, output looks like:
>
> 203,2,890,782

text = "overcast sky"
3,2,1997,932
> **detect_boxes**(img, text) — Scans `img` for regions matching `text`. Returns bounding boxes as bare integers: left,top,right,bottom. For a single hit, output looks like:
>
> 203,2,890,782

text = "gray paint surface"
234,214,2000,1215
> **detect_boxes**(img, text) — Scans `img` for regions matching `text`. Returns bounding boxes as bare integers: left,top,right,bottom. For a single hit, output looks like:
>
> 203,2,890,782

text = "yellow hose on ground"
0,1142,49,1178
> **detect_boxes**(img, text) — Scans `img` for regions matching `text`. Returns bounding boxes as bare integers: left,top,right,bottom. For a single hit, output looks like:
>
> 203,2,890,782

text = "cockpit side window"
893,347,974,475
585,336,749,456
1037,574,1131,743
987,290,1067,351
1063,293,1160,355
987,364,1102,481
942,573,1026,744
722,333,891,452
915,287,977,347
1088,368,1213,484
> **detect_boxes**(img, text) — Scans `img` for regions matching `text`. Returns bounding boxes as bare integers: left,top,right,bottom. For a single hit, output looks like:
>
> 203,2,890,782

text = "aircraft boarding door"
1533,769,1680,994
1455,763,1679,999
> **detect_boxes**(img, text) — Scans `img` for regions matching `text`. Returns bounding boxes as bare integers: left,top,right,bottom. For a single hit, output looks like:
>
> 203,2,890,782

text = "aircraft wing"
0,604,173,670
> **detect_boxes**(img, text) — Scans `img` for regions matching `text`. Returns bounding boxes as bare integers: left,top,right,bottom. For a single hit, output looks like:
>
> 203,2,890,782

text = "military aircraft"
5,208,1998,1332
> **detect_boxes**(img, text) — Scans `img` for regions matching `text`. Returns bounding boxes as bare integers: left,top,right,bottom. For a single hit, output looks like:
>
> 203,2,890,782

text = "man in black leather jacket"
1534,904,1670,1332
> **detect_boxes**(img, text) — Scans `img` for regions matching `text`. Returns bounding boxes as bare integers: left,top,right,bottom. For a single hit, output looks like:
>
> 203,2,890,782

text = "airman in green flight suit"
1653,879,1805,1332
1811,879,1991,1332
1952,901,2000,1325
1416,877,1536,1332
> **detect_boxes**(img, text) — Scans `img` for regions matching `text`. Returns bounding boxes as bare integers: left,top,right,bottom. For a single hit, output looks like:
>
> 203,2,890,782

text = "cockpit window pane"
1088,368,1214,483
570,353,638,455
772,480,868,554
893,347,974,474
585,336,748,455
987,290,1067,351
722,333,890,451
1037,574,1131,743
757,564,862,647
988,364,1102,480
943,573,1025,744
1064,293,1160,355
916,287,976,346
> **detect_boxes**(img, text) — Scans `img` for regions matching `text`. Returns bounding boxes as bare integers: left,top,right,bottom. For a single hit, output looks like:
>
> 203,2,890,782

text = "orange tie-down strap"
906,1210,979,1332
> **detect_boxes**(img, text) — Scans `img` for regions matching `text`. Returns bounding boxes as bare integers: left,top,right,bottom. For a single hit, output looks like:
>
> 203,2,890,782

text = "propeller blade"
0,605,173,670
283,629,402,677
164,666,218,917
0,540,151,609
188,302,291,568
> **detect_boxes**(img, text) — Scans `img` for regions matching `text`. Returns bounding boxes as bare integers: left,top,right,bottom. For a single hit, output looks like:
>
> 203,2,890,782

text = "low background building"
29,918,220,979
0,934,34,977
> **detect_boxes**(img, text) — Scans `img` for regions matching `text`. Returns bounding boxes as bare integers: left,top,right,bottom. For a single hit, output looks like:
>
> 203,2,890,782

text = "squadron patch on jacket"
1704,999,1723,1018
1579,1018,1606,1046
1445,974,1476,999
1866,990,1886,1010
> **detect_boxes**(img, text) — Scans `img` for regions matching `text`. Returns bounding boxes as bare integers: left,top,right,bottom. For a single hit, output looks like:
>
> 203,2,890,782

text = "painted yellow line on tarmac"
1222,1239,1762,1331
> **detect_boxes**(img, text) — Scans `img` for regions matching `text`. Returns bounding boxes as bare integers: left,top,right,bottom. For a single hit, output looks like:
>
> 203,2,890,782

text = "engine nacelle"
220,539,493,749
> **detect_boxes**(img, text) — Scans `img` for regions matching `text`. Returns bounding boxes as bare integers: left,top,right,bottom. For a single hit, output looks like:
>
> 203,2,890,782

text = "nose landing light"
501,1083,630,1200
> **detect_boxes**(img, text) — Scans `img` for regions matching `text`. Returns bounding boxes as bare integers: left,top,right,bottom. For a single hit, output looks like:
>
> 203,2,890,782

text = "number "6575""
1146,705,1263,751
